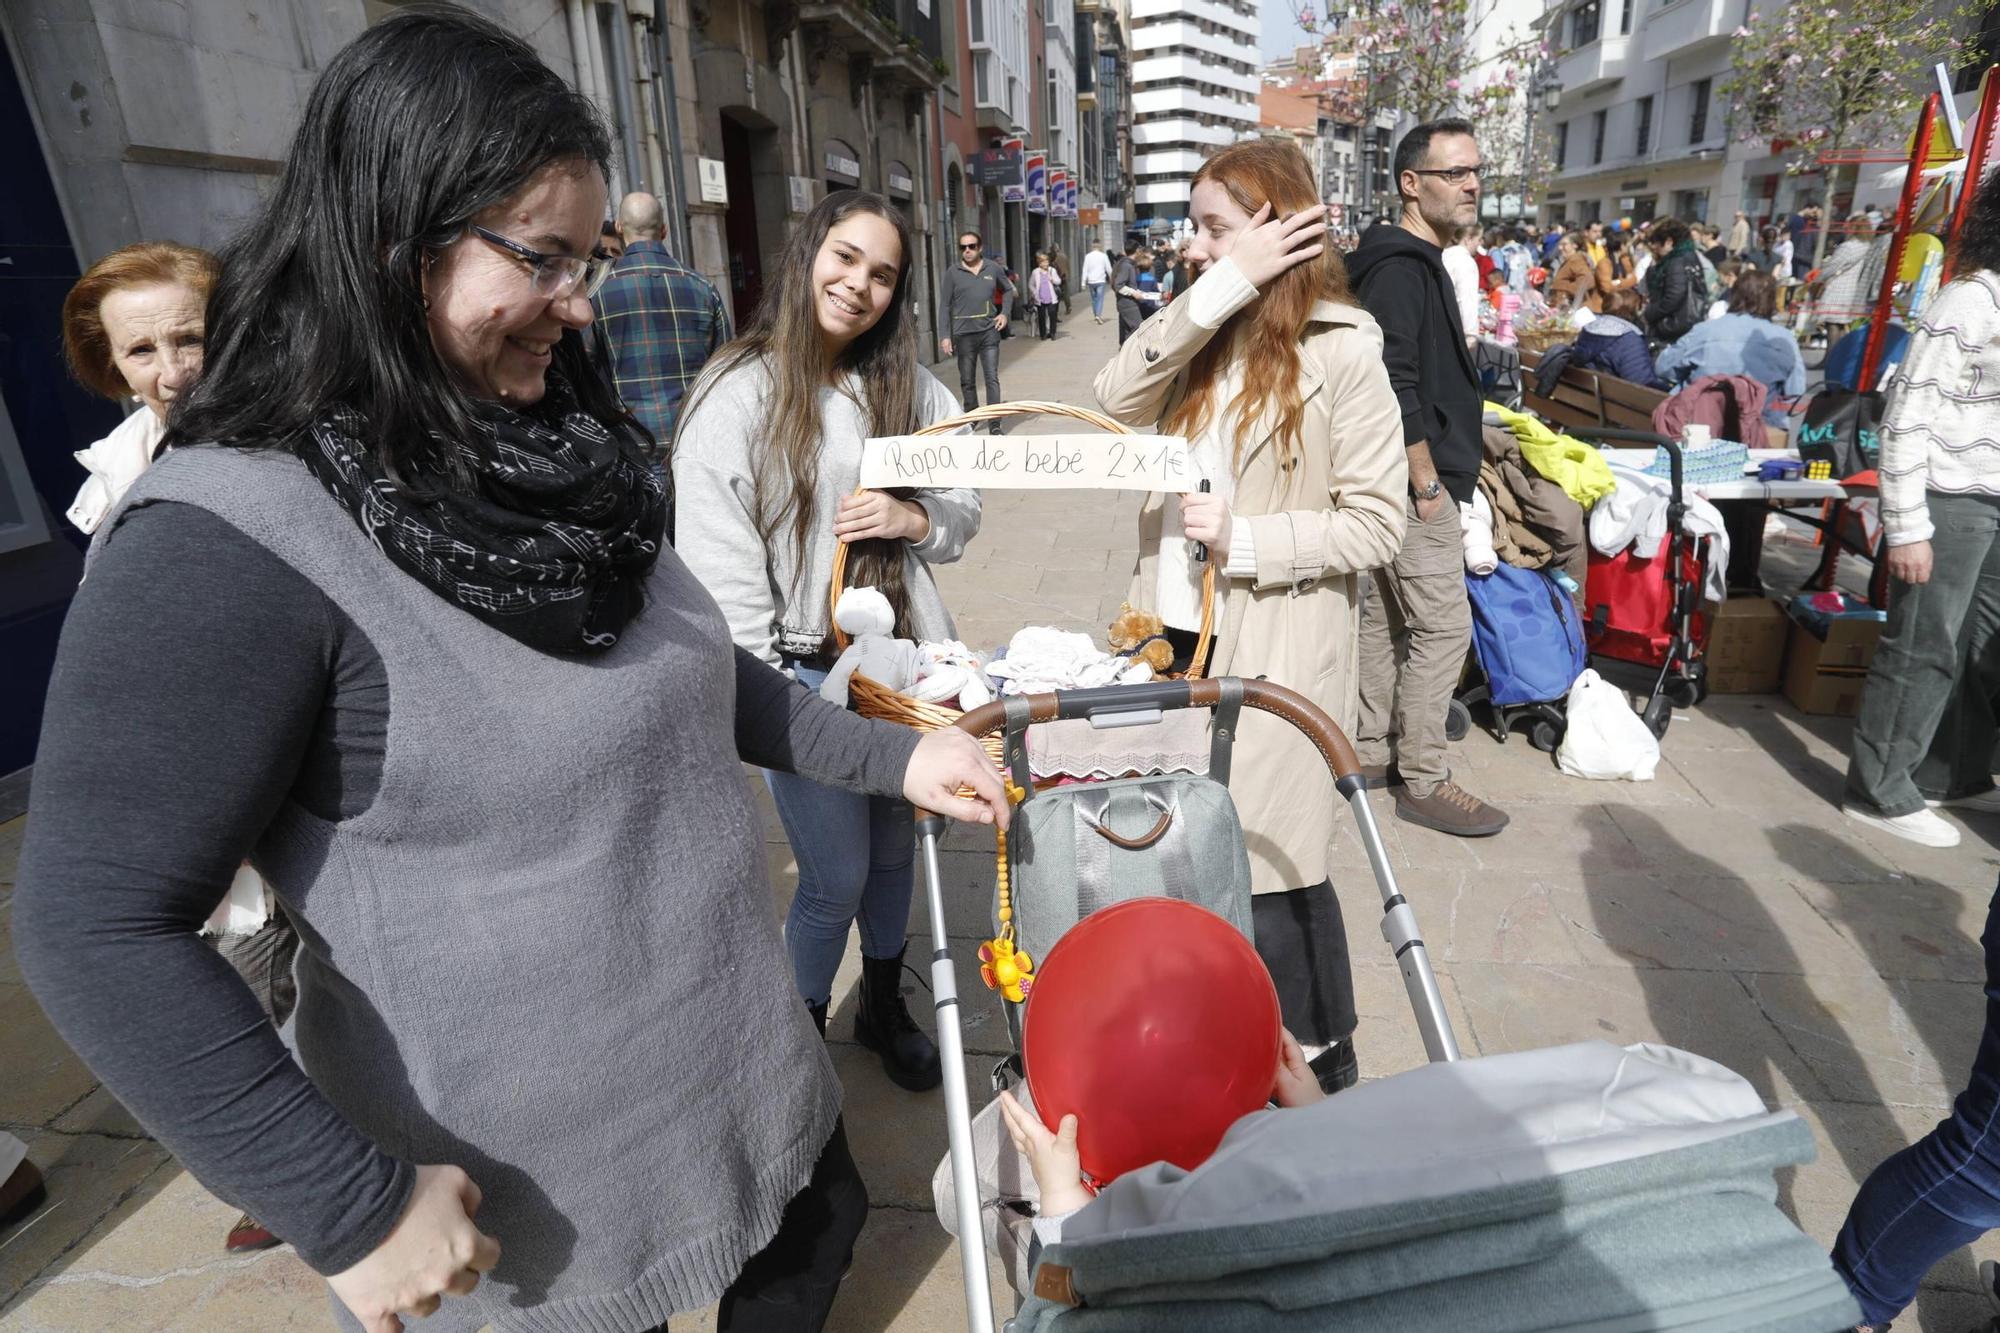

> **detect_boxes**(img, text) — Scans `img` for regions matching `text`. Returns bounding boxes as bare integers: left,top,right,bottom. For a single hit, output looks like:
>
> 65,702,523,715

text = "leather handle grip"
1091,808,1174,850
949,677,1363,782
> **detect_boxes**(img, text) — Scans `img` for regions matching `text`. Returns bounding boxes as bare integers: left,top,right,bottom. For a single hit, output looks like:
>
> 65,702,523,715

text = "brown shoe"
1356,763,1402,790
0,1158,46,1231
225,1212,281,1253
1395,780,1509,837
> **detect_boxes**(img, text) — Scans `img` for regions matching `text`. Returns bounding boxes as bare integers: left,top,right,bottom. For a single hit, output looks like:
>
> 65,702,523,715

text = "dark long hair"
169,4,640,475
1958,168,2000,278
679,190,923,636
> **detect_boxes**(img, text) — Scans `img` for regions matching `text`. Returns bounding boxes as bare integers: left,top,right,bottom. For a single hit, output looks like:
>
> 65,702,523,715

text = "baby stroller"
917,676,1461,1333
1568,429,1713,738
920,681,1856,1332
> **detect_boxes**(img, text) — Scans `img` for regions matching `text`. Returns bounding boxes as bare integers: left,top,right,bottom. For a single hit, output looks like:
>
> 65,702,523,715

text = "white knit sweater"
1879,271,2000,545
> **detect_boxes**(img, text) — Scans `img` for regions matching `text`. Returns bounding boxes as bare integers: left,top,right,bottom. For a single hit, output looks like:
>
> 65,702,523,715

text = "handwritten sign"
859,434,1194,491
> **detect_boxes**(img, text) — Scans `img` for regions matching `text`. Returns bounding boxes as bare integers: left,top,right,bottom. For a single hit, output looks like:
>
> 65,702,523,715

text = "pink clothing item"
1653,374,1769,444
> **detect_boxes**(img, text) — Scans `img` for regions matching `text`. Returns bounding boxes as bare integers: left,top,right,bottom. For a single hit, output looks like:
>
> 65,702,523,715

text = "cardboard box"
1704,597,1788,694
1782,615,1884,716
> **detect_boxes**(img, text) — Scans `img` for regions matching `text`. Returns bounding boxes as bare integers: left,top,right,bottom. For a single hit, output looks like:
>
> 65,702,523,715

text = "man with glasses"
1345,118,1510,839
591,191,731,472
939,232,1013,435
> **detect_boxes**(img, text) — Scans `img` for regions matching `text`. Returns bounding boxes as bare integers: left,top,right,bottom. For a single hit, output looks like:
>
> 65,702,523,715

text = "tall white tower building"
1128,0,1262,223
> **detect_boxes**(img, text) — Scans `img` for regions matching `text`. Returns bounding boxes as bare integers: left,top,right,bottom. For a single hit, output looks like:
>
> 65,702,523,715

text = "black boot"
806,999,828,1036
1309,1038,1359,1095
855,947,942,1091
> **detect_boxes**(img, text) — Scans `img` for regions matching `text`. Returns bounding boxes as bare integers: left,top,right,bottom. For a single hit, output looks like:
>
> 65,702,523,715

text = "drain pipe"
650,16,695,260
565,0,601,107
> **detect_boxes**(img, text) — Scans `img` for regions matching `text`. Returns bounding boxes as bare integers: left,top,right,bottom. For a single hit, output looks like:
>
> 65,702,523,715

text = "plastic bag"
1557,669,1660,781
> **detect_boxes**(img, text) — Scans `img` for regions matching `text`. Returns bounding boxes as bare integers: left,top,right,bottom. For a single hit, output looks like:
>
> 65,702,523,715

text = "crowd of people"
4,7,1998,1333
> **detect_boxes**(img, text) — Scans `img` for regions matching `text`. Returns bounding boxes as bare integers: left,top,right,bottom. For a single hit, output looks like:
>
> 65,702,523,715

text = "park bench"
1518,345,1669,432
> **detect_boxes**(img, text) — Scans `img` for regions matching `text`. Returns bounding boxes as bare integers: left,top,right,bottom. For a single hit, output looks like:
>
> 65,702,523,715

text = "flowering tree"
1723,0,1971,266
1315,0,1543,215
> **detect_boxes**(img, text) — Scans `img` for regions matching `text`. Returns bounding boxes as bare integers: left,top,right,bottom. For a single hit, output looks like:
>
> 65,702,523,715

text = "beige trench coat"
1093,292,1407,895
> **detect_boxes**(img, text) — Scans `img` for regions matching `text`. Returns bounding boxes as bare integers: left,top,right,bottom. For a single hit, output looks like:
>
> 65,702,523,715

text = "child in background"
996,1027,1326,1245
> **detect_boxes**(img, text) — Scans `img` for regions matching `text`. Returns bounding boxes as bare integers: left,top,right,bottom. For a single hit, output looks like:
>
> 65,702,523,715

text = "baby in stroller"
994,1026,1326,1247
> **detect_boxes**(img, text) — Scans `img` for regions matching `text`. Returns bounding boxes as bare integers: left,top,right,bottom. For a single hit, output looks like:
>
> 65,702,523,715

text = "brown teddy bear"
1107,603,1174,674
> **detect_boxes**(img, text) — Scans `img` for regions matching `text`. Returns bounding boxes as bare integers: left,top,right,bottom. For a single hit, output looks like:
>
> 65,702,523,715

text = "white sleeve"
1223,517,1257,579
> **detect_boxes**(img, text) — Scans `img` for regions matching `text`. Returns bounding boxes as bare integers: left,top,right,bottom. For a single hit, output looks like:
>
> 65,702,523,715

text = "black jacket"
1347,221,1484,504
1643,247,1706,345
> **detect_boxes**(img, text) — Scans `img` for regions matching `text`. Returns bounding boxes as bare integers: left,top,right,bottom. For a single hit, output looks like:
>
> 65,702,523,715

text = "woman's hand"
903,728,1011,828
1179,491,1232,553
835,492,930,544
1887,539,1933,586
998,1090,1091,1216
1227,203,1329,289
1272,1027,1326,1108
328,1164,500,1333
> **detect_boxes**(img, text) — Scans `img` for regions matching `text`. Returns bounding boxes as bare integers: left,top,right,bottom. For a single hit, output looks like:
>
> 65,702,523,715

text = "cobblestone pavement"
6,305,2000,1330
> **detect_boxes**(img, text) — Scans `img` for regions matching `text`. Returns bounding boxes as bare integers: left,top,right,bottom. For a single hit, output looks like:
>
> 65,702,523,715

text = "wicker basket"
1515,326,1575,356
827,399,1215,754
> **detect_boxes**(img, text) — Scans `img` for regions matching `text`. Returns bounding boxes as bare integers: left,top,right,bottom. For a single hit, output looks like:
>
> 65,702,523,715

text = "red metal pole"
1860,93,1940,391
1945,68,2000,283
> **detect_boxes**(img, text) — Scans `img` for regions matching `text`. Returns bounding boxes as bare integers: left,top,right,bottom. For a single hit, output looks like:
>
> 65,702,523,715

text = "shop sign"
824,141,862,184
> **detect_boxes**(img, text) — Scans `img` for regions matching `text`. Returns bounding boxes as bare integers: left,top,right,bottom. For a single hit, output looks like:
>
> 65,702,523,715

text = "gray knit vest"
103,447,842,1333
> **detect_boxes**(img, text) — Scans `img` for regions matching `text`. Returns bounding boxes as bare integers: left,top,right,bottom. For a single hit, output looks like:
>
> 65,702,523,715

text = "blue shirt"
1655,313,1808,426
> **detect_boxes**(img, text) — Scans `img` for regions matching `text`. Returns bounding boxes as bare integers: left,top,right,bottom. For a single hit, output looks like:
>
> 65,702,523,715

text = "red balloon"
1022,897,1281,1183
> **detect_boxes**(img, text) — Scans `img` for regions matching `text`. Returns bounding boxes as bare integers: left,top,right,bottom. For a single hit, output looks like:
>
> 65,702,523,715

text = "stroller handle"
947,677,1367,787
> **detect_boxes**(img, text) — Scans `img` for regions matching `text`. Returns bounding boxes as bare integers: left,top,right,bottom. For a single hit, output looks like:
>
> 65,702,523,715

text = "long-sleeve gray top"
11,499,920,1278
673,358,980,665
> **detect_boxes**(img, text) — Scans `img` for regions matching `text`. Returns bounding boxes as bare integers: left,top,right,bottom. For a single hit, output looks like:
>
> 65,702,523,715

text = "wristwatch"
1412,478,1444,502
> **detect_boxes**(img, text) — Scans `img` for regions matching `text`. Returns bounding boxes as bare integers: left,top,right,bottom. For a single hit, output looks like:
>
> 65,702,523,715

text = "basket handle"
825,399,1215,678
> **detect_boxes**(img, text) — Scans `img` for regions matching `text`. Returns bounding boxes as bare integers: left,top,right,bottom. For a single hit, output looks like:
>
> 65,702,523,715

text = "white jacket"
1081,249,1112,285
68,405,165,535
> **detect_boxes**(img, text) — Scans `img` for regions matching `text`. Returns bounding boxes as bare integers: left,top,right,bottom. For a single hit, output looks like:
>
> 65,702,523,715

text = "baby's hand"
997,1090,1092,1216
1273,1027,1327,1108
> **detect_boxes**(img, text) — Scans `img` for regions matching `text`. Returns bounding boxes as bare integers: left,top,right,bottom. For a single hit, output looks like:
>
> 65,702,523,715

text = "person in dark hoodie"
1570,287,1668,390
1346,118,1509,838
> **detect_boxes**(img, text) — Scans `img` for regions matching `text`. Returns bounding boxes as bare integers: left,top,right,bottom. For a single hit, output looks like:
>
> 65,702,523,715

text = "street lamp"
1521,57,1563,223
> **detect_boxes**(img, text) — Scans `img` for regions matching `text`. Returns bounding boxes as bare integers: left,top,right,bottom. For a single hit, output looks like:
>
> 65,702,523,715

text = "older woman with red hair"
61,241,219,533
1093,138,1406,1096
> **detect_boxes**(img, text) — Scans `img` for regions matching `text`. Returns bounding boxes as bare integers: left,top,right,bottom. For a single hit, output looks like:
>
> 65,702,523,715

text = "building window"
1578,199,1601,223
1689,78,1711,143
1634,96,1652,155
1555,120,1569,168
1674,188,1709,222
1591,110,1606,164
1619,0,1632,33
1571,0,1601,47
970,0,985,42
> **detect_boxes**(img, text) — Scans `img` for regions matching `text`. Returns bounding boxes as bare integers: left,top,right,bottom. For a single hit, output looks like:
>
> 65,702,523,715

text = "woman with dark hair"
1831,167,2000,1325
12,12,1004,1333
673,189,980,1094
1094,138,1406,1095
1570,287,1667,389
1653,269,1805,426
1642,217,1707,344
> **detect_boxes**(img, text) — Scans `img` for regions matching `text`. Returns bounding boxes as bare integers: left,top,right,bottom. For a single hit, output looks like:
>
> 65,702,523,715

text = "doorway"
720,112,769,325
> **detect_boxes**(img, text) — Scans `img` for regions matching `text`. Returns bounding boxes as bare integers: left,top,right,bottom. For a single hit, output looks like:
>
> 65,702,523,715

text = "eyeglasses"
469,225,616,300
960,242,982,250
1409,165,1485,185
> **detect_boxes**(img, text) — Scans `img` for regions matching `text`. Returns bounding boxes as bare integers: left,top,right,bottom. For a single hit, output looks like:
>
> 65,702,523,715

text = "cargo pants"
1356,497,1472,798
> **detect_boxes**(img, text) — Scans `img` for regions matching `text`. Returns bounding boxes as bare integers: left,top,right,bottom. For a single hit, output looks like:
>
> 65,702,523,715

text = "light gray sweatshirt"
673,357,981,664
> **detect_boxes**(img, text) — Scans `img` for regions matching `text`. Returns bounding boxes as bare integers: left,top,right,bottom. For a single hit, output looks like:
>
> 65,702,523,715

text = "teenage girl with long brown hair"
675,190,981,1092
1093,138,1407,1094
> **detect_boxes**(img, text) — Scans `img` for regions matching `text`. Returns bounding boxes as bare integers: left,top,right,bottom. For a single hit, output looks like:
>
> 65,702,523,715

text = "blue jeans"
1088,282,1105,317
1832,875,2000,1325
764,662,917,1007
